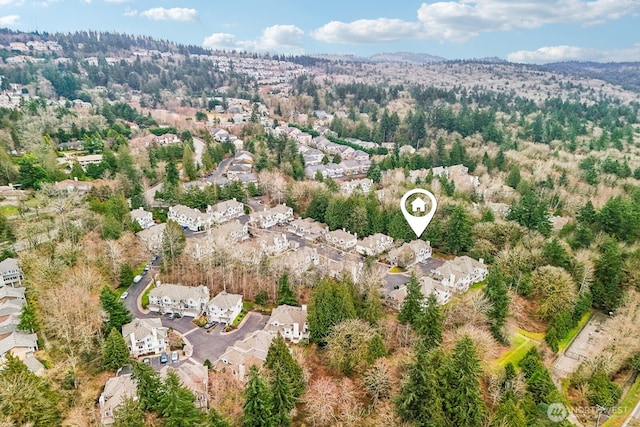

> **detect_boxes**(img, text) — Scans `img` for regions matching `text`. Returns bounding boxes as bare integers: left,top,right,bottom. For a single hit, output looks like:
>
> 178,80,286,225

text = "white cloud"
140,7,197,22
311,0,640,44
203,24,305,54
123,7,137,17
203,33,241,51
312,18,423,44
508,44,640,64
0,0,24,5
0,14,19,26
105,0,131,3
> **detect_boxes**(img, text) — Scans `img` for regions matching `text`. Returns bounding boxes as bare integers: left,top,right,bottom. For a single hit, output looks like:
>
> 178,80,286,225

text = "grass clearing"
232,310,247,327
517,328,545,341
388,266,405,273
601,373,640,427
494,333,535,370
558,310,593,352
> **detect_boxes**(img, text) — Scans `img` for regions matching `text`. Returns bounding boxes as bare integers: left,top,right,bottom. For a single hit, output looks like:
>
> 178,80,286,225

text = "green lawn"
602,373,640,427
232,310,247,327
470,279,487,291
389,266,406,273
517,328,546,341
494,333,535,370
141,283,154,309
558,310,593,352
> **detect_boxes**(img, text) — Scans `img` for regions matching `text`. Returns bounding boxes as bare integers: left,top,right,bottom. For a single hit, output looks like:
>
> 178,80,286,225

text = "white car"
171,351,179,363
120,291,129,299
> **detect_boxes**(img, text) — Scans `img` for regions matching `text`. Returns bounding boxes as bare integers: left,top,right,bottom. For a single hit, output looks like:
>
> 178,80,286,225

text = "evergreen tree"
361,284,383,326
119,263,135,287
396,349,448,427
0,354,62,426
491,397,527,427
543,238,571,269
270,361,295,426
132,361,164,412
308,277,356,344
205,408,232,427
158,371,203,427
17,300,38,333
591,239,624,312
165,159,180,186
265,334,304,398
483,268,510,343
243,365,274,427
276,274,298,306
443,336,486,427
414,294,443,351
113,397,145,427
182,144,197,181
100,285,132,333
399,273,424,326
443,204,474,255
102,327,130,372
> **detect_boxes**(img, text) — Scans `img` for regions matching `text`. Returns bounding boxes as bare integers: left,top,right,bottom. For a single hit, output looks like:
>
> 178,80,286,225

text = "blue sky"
0,0,638,63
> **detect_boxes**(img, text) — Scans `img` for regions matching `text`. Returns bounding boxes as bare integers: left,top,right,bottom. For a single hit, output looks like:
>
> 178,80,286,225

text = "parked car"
120,291,129,300
171,351,179,363
142,357,151,364
133,275,142,283
160,352,168,364
204,322,216,329
167,312,177,320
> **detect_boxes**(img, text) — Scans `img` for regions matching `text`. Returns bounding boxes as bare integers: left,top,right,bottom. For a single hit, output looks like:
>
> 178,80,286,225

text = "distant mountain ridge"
541,61,640,92
368,52,446,64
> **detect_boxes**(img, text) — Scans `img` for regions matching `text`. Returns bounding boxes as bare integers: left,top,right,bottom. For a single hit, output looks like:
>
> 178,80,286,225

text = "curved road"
123,258,268,365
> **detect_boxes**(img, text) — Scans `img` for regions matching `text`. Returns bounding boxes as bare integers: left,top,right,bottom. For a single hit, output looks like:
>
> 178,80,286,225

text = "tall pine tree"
399,273,424,327
243,365,274,427
102,328,130,372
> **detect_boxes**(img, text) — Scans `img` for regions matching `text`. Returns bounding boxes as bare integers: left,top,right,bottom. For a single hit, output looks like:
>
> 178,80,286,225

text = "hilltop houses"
326,229,357,251
207,199,244,224
249,204,293,229
431,256,488,293
136,223,166,253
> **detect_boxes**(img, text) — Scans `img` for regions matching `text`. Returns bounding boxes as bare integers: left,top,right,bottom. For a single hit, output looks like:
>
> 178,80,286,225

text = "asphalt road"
122,256,268,366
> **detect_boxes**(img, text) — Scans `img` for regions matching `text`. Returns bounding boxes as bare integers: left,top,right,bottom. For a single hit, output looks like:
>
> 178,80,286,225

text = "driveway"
186,312,269,364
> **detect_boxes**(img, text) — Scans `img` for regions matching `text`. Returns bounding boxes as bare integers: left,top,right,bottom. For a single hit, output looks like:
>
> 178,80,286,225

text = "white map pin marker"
400,189,438,238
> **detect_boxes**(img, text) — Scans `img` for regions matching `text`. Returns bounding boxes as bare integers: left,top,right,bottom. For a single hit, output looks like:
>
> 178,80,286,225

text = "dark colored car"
160,352,168,364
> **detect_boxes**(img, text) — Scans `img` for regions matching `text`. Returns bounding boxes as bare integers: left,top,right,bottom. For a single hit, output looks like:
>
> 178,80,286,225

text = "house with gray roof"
168,204,214,231
213,330,274,382
326,229,357,251
0,258,23,287
122,317,167,358
206,199,244,224
0,331,42,374
264,305,309,343
148,283,210,317
206,291,242,325
129,207,154,230
135,223,166,253
99,374,137,426
356,233,394,257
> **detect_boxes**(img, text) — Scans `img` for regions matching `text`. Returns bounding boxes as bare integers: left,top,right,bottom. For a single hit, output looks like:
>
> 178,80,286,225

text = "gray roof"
149,284,210,302
208,291,242,311
0,258,20,274
122,318,167,341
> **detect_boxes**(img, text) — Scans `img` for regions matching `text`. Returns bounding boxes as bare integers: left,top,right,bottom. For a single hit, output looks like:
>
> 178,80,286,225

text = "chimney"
301,304,307,311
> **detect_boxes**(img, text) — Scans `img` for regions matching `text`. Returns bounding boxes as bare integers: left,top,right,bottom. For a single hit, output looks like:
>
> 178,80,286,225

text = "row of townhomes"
0,258,43,374
266,124,372,180
166,198,244,231
386,256,488,307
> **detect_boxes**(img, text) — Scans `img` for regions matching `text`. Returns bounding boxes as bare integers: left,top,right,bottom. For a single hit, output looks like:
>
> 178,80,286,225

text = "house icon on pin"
411,197,427,213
